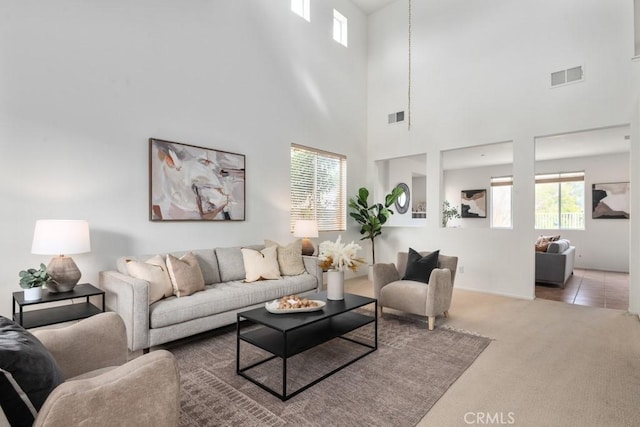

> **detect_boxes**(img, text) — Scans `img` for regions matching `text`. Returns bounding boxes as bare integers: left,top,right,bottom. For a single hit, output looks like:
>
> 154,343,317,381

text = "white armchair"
372,251,458,330
30,313,180,427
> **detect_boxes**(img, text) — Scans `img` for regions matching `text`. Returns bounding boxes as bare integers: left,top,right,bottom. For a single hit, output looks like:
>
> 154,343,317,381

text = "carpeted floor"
168,312,491,427
344,277,640,427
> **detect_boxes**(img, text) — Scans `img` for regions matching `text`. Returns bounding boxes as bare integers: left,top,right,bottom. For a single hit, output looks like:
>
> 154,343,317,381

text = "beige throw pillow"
241,246,281,282
264,239,306,276
166,253,205,297
126,255,174,305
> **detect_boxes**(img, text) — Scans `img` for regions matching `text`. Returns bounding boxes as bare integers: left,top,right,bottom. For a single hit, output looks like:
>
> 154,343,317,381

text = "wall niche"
441,141,513,228
375,153,427,227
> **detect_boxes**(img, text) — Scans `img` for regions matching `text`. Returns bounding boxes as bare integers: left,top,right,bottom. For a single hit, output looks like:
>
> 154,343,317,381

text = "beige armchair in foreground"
31,313,180,427
372,251,458,330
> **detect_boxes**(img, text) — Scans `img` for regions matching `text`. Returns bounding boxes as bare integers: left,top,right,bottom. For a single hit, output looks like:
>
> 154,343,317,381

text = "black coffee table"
236,292,377,401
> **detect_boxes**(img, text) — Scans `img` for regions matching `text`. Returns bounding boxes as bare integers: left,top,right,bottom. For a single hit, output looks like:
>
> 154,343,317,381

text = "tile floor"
535,268,629,310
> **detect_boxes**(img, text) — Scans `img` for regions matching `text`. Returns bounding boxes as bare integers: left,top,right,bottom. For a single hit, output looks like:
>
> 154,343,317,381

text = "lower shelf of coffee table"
240,311,374,358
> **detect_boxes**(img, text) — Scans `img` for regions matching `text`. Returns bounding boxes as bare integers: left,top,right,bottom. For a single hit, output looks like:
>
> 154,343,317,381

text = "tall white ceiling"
350,0,397,15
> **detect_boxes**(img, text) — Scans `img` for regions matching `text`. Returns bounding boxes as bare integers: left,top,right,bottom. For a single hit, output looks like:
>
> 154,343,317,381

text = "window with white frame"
490,176,513,228
333,9,348,47
291,0,310,22
290,144,346,231
535,172,585,230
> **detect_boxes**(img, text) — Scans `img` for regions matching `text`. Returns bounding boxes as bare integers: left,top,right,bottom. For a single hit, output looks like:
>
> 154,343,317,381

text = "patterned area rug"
168,314,491,426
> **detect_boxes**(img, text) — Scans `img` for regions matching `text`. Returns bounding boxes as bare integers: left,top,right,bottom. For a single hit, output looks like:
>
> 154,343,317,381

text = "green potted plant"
442,200,461,227
19,263,54,301
348,186,405,265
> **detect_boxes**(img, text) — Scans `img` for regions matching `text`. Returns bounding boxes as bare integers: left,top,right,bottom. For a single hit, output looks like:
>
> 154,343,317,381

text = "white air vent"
551,66,584,87
388,111,405,124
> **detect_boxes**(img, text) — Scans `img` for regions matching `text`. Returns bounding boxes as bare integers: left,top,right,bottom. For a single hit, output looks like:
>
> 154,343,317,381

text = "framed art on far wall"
461,189,487,218
149,138,246,221
592,182,630,219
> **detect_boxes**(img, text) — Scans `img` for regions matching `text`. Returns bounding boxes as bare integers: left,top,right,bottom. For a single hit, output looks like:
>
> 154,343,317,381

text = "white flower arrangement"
318,235,365,272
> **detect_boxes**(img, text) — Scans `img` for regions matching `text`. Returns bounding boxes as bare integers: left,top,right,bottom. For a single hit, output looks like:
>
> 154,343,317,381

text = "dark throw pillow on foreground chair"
0,316,64,426
402,248,440,284
372,250,458,331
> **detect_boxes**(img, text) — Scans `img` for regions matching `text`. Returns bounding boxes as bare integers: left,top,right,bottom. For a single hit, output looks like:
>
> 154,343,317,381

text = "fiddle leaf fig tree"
348,186,405,264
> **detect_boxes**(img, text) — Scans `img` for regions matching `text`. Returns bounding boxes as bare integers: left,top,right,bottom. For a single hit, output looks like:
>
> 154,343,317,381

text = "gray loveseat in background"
535,239,575,288
99,246,322,352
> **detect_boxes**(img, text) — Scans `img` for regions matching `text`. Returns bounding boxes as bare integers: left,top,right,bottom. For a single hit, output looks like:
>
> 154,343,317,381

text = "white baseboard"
455,285,535,301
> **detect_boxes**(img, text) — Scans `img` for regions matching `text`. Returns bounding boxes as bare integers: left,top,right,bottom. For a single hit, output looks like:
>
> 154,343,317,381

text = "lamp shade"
293,220,319,238
31,220,91,255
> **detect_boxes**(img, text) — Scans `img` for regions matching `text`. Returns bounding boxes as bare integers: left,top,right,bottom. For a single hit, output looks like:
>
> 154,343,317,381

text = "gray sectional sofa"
98,246,322,352
535,239,575,288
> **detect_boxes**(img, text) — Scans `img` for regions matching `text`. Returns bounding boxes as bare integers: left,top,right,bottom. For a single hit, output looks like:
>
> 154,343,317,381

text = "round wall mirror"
395,183,410,214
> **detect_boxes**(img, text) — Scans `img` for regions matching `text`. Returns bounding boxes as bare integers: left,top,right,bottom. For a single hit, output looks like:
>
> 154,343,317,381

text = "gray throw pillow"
402,248,440,284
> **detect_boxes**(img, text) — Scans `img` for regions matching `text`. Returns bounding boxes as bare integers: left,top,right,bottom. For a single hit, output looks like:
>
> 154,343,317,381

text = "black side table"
12,283,105,329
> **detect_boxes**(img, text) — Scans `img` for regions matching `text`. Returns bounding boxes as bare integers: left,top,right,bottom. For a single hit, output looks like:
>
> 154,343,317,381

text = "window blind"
290,144,346,232
535,172,584,184
490,176,513,187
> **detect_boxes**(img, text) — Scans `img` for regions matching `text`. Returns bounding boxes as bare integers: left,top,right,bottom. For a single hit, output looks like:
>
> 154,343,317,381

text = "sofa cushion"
126,255,174,304
402,248,440,284
0,316,64,426
148,274,317,328
265,239,306,276
380,280,429,316
119,249,221,285
166,253,206,297
215,245,262,282
547,239,571,254
242,247,281,282
170,249,221,285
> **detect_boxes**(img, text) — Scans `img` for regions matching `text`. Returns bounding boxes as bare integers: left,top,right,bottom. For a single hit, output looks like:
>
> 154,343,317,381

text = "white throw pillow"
166,252,205,297
264,239,306,276
241,246,281,282
126,255,174,304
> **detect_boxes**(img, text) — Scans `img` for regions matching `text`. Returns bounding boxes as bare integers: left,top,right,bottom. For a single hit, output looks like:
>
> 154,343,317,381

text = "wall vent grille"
388,111,405,124
551,66,584,87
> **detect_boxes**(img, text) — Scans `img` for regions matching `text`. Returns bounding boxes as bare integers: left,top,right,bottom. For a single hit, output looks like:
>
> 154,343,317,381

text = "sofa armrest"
302,256,323,291
34,350,180,427
32,313,127,380
372,263,400,300
98,270,150,352
426,268,453,316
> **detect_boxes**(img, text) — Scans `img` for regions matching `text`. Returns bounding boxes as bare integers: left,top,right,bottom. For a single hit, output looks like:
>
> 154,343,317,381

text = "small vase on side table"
23,286,43,301
327,270,344,300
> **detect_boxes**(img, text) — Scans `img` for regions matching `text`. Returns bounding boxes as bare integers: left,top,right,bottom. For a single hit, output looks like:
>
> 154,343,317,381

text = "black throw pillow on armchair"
402,248,440,284
0,316,64,426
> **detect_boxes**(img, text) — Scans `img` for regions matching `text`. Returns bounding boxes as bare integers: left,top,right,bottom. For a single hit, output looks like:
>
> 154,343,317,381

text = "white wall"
0,0,368,318
630,58,640,314
368,0,635,301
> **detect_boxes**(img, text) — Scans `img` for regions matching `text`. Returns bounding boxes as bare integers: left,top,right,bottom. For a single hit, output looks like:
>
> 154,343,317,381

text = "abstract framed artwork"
149,138,245,221
461,189,487,218
592,182,630,219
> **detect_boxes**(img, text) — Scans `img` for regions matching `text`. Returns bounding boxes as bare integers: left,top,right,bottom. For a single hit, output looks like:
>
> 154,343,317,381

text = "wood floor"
535,268,629,310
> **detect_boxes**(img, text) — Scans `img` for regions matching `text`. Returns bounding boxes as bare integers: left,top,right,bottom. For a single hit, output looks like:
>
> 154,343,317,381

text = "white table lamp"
31,220,91,292
293,220,319,256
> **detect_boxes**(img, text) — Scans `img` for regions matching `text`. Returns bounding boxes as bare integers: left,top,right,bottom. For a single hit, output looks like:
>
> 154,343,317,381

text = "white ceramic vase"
23,286,43,301
327,270,344,300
